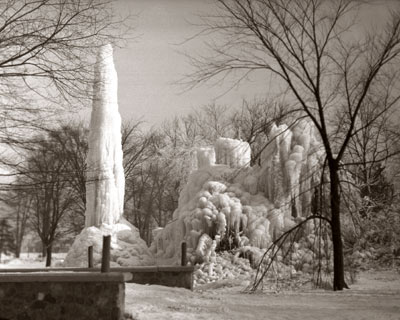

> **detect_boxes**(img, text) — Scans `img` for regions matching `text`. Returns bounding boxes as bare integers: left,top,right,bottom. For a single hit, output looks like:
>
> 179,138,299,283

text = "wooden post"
101,235,111,273
181,241,187,266
88,246,93,268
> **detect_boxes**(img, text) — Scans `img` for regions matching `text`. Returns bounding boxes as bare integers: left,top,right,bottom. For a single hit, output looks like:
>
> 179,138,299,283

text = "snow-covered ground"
2,256,399,319
125,270,400,320
0,253,66,268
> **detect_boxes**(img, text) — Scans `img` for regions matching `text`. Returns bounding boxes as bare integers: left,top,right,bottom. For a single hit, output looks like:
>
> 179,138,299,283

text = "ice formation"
215,138,251,168
64,45,154,267
196,147,216,169
64,218,154,267
85,44,125,227
63,45,326,279
150,121,324,271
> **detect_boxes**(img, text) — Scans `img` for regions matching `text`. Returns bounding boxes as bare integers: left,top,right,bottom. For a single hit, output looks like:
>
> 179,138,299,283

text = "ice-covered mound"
193,250,300,288
64,218,154,267
194,252,255,286
194,231,335,288
150,120,324,266
150,165,276,264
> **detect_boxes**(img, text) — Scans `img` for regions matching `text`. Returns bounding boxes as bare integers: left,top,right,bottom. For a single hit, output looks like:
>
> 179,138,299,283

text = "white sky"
111,0,396,128
112,0,270,127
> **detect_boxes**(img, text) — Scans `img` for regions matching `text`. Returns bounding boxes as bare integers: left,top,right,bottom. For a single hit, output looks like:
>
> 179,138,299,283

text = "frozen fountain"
64,44,325,287
64,45,154,267
150,121,324,266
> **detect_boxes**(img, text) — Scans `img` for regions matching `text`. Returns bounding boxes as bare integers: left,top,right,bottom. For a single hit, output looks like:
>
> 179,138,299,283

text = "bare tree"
0,122,90,265
0,218,14,262
25,134,78,266
49,123,89,234
192,104,234,143
122,121,154,183
0,0,129,141
187,0,400,290
342,97,400,210
0,187,33,258
230,98,292,165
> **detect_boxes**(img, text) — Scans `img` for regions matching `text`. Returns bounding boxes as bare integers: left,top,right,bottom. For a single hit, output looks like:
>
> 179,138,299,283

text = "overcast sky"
111,0,395,128
112,0,270,127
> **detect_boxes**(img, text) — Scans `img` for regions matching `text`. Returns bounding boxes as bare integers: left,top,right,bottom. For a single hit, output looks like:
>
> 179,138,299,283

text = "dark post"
88,246,93,268
101,235,111,273
181,241,187,266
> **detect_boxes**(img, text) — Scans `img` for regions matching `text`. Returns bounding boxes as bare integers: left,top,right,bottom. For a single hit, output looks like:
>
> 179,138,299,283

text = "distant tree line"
1,98,399,269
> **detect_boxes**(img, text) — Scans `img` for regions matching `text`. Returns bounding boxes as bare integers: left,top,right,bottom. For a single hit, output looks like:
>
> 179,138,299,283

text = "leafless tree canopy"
0,0,130,137
189,0,400,155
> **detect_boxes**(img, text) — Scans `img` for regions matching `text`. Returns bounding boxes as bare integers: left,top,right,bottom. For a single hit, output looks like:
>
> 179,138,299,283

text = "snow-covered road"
125,270,400,320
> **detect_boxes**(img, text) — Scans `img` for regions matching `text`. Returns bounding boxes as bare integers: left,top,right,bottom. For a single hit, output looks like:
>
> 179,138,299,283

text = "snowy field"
0,253,67,268
1,256,399,319
126,270,400,320
0,253,66,268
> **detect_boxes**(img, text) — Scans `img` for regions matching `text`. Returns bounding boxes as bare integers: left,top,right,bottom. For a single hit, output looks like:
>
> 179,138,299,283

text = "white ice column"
215,138,251,168
196,147,216,169
85,44,125,227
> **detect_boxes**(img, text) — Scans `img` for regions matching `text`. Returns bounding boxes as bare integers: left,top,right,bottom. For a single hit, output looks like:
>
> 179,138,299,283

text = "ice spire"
85,44,125,227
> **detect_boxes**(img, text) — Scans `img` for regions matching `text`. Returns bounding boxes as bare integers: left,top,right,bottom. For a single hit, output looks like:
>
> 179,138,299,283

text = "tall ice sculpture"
64,45,154,267
85,44,125,227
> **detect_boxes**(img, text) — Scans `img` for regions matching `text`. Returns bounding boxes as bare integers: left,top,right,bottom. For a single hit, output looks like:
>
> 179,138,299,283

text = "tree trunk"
45,244,52,267
42,243,47,258
15,206,28,258
0,222,4,262
15,245,20,259
15,208,20,258
329,162,347,291
15,227,24,258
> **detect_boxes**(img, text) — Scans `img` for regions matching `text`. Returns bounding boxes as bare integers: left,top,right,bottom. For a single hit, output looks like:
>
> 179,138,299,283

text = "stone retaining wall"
0,272,131,320
0,266,194,290
119,266,194,290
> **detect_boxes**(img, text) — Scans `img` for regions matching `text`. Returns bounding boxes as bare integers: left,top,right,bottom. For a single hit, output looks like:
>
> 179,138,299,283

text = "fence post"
101,235,111,273
181,241,187,266
88,246,93,268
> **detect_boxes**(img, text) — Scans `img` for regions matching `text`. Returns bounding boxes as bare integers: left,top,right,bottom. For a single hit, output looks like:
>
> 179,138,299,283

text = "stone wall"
0,272,131,320
0,266,194,290
121,266,194,290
